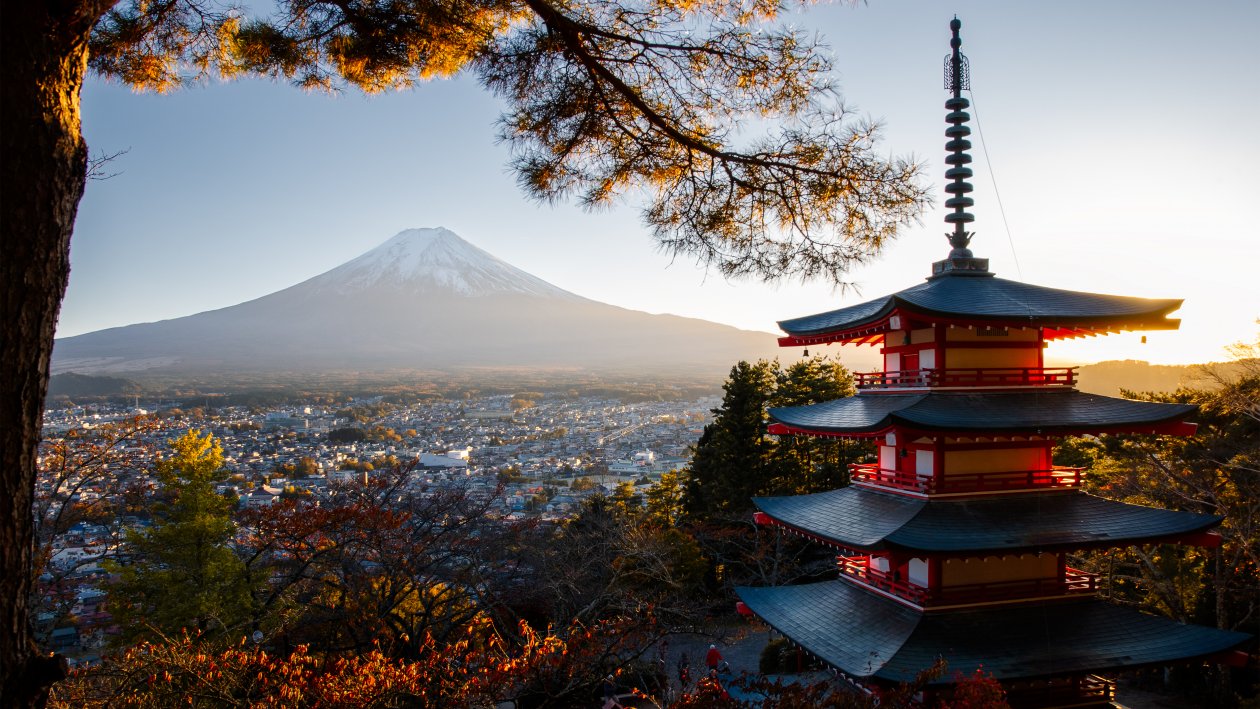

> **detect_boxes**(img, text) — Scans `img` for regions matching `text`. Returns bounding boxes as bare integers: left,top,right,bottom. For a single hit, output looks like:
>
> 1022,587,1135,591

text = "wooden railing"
837,556,928,604
1081,675,1117,703
854,367,1077,389
847,464,928,492
849,463,1084,494
1004,675,1114,708
837,556,1098,607
932,567,1098,605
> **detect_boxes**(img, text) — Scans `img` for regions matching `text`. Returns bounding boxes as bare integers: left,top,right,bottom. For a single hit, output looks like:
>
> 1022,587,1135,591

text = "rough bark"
1,1,102,705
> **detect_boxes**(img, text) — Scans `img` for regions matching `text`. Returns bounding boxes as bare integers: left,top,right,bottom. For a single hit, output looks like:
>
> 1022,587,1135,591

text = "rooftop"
752,487,1222,553
767,390,1196,438
777,274,1183,347
736,580,1249,684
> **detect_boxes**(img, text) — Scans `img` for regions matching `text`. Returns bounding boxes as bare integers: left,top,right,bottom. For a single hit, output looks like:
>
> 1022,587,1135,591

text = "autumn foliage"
941,667,1008,709
52,635,1014,708
50,615,655,708
664,659,1008,708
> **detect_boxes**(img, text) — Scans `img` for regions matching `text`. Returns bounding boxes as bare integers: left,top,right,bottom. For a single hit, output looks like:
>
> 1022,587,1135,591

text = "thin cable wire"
966,90,1023,279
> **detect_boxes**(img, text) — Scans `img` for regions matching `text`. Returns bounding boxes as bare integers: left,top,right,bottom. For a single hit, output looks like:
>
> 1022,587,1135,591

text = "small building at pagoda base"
734,18,1251,709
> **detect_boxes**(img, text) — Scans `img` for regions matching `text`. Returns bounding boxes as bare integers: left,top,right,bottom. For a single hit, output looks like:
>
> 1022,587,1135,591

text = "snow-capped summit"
305,228,582,299
53,227,782,377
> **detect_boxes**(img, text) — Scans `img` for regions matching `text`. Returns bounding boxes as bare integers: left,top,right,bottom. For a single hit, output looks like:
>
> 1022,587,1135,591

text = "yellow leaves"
123,54,183,94
316,2,517,93
648,0,779,24
158,428,225,483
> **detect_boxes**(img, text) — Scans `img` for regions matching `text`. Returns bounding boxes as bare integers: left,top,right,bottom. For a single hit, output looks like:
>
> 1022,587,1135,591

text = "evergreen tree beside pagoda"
680,357,866,592
684,356,862,518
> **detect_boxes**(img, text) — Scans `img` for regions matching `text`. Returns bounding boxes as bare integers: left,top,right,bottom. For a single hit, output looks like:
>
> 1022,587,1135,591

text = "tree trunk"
1212,546,1233,704
1,2,99,705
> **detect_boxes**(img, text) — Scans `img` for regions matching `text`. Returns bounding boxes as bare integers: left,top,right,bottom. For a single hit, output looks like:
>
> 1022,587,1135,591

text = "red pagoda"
735,19,1251,708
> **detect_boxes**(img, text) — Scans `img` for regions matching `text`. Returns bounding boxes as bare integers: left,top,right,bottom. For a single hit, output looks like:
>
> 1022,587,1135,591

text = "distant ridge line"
52,228,786,379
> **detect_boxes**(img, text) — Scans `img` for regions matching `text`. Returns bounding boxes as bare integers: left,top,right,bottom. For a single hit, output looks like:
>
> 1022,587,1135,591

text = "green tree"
645,470,685,527
682,356,858,590
106,430,254,644
1080,382,1259,634
684,356,859,517
327,427,368,443
1067,334,1260,700
608,480,642,511
682,360,780,517
293,456,320,477
771,356,864,495
3,0,929,699
496,466,526,484
773,355,855,408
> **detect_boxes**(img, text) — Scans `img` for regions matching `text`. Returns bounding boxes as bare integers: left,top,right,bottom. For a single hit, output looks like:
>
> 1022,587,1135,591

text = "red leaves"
942,667,1008,709
50,614,660,708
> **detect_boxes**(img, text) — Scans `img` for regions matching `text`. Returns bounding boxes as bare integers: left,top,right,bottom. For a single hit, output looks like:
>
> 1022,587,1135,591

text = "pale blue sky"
66,0,1259,365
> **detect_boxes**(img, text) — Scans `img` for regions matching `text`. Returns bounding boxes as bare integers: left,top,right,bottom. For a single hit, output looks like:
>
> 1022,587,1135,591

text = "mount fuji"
53,228,784,378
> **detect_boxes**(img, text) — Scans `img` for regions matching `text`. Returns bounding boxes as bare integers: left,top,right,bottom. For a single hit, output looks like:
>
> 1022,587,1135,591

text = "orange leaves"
52,613,658,707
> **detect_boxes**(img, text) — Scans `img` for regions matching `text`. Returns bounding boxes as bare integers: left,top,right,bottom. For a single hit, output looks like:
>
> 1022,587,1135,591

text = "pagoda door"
904,351,919,373
903,351,924,385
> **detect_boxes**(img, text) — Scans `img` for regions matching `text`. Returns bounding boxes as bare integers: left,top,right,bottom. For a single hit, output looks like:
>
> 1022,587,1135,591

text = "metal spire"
930,17,990,278
943,17,974,258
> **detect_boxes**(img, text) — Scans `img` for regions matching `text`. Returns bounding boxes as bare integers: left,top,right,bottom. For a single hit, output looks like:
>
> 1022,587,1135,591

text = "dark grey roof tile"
769,391,1195,435
735,581,1250,684
754,488,1222,553
779,274,1182,337
753,488,924,549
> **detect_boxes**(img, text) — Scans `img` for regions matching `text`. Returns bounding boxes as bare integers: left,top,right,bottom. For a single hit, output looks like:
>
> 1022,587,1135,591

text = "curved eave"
778,309,1180,348
752,488,1223,554
1042,320,1181,342
778,295,897,342
752,487,924,551
776,275,1183,345
767,391,1197,438
736,581,1251,685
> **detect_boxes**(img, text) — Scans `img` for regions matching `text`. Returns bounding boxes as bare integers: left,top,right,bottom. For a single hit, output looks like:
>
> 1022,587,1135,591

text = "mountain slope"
302,228,584,299
53,228,784,377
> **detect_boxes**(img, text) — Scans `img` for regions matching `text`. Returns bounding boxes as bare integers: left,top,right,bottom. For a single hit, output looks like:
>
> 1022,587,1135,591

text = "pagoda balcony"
1003,675,1115,708
854,367,1078,390
836,556,929,604
849,463,1084,494
838,556,1099,608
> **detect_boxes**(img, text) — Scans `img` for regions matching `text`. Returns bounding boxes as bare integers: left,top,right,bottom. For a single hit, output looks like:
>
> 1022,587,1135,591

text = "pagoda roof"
735,580,1250,684
751,487,1222,553
777,271,1182,344
768,390,1196,437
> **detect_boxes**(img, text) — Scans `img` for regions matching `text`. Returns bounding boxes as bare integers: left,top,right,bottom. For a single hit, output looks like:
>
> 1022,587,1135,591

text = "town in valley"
37,388,717,664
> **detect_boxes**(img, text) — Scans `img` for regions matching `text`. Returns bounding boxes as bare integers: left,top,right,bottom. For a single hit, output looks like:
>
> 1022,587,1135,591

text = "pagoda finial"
932,17,989,278
944,17,974,257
